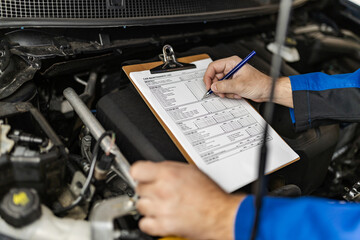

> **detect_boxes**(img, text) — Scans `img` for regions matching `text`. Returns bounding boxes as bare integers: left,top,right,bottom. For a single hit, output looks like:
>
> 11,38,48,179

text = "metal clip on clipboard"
150,45,196,74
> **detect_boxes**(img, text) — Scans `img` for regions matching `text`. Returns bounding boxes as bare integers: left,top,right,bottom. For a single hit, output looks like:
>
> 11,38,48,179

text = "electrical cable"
54,131,114,215
250,0,294,239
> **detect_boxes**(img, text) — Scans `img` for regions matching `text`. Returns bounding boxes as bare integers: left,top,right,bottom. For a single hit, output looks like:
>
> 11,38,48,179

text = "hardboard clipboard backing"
123,54,300,169
123,54,210,164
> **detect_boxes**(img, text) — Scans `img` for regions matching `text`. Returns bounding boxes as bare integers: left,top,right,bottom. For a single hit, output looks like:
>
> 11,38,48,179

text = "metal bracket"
90,196,136,240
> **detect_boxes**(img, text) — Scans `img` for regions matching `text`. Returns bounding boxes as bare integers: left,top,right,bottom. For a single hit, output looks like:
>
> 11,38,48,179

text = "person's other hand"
204,56,293,108
131,161,245,240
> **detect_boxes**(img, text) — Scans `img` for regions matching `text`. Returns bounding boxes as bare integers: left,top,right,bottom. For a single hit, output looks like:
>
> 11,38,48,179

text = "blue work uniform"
235,69,360,240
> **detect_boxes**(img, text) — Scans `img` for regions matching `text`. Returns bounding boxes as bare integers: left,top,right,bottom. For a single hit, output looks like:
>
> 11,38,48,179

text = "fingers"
138,217,162,236
132,160,189,184
132,161,188,199
132,160,234,239
203,62,225,90
136,197,156,216
130,161,159,183
224,93,242,99
211,79,238,95
139,217,175,237
136,182,157,199
203,56,240,90
215,73,225,81
139,213,179,237
217,93,225,98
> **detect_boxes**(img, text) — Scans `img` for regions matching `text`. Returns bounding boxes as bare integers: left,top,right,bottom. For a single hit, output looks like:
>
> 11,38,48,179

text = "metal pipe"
90,196,136,240
63,87,136,189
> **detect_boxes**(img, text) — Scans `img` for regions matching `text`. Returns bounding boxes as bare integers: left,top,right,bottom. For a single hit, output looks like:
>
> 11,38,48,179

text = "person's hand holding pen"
203,55,294,108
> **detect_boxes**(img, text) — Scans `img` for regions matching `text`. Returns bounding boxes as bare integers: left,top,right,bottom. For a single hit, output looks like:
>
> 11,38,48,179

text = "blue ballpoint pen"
202,50,256,99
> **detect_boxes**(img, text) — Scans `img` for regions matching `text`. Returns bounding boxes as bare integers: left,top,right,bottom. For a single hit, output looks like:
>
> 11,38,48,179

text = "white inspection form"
130,58,299,192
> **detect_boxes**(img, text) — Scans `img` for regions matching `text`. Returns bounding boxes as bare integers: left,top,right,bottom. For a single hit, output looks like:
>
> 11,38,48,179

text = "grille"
0,0,307,27
0,0,260,19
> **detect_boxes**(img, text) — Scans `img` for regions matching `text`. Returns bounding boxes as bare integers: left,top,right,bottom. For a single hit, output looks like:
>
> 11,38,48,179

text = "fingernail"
211,83,218,92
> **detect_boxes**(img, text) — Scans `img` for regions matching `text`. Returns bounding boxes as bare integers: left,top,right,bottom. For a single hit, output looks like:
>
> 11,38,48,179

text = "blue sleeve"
288,69,360,131
234,196,360,240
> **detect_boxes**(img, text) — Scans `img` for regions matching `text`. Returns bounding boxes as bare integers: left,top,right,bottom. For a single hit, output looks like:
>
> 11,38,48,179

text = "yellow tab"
12,192,30,206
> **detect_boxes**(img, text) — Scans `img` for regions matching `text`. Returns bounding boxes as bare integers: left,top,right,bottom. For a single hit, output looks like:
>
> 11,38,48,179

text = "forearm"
272,77,293,108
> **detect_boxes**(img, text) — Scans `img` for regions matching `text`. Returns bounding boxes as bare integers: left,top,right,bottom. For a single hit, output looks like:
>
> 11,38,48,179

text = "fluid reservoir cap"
0,188,41,228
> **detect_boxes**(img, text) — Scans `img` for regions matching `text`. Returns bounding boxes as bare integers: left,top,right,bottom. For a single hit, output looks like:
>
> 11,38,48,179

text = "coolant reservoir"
0,204,90,240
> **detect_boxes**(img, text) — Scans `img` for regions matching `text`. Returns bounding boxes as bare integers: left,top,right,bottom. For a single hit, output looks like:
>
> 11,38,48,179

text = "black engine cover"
97,85,186,163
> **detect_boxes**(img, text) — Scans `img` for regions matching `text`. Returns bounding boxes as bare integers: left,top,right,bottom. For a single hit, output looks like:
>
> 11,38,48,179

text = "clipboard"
123,45,299,191
123,46,209,164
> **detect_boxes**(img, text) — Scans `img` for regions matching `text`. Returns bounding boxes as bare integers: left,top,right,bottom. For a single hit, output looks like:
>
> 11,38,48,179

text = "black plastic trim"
0,0,307,28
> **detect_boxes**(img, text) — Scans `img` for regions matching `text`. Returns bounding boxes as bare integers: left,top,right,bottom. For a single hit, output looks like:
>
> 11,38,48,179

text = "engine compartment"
1,1,360,239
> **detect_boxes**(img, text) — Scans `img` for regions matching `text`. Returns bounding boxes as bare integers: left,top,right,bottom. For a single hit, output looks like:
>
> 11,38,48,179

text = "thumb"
211,80,237,94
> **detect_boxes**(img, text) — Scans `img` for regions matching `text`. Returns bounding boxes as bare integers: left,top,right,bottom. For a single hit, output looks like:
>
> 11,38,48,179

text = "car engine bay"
1,0,360,239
